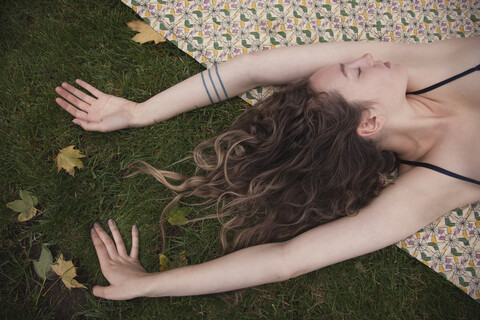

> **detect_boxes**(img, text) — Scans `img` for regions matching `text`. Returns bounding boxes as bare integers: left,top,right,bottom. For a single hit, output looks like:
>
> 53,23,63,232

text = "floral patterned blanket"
121,0,480,299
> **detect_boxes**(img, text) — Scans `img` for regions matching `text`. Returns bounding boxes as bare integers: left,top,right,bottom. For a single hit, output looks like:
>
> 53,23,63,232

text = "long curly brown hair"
134,78,397,253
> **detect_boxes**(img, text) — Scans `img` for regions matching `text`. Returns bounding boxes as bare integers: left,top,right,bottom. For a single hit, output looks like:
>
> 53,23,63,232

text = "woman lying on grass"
55,36,480,300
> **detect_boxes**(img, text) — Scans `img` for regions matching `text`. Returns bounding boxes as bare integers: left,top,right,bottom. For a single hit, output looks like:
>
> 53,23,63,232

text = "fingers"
55,80,103,121
56,83,94,110
91,227,111,269
57,82,97,105
108,219,128,257
130,225,139,259
92,285,108,299
76,79,104,98
93,222,119,259
56,97,89,121
93,285,131,301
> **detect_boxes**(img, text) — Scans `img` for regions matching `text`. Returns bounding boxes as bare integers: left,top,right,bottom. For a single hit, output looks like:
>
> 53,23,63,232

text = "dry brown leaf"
55,145,86,177
50,254,87,289
126,20,165,44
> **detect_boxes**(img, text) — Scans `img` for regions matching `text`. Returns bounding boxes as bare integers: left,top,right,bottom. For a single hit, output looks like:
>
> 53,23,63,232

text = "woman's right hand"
91,220,150,300
55,79,139,132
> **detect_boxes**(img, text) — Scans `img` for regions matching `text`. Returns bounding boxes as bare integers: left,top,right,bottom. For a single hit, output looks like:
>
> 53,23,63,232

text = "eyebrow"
339,63,347,78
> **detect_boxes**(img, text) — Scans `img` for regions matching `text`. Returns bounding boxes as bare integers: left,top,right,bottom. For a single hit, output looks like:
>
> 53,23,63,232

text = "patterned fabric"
398,203,480,299
121,0,480,299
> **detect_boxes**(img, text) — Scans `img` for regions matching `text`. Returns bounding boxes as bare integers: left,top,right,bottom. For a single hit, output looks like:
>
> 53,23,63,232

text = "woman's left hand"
90,220,150,300
55,80,138,132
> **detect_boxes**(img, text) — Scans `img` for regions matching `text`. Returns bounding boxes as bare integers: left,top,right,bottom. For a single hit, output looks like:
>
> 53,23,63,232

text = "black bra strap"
407,64,480,95
400,159,480,186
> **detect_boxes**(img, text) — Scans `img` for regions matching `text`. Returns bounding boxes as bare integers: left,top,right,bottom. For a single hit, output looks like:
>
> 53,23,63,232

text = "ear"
356,111,385,137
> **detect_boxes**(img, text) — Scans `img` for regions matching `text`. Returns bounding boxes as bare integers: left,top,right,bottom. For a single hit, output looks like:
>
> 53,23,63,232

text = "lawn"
0,0,479,319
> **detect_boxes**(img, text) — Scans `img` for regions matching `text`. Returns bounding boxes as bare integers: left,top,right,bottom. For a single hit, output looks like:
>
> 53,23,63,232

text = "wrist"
129,102,155,128
139,272,164,298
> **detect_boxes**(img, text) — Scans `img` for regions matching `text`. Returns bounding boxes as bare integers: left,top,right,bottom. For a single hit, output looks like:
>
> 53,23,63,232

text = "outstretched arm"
92,167,477,300
57,37,477,132
55,53,256,132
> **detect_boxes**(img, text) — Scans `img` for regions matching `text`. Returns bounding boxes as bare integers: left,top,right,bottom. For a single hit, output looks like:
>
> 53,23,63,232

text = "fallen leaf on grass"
56,145,86,177
6,190,39,222
171,254,188,269
165,205,191,226
159,251,188,272
50,254,87,289
126,20,165,44
33,246,56,281
159,254,170,272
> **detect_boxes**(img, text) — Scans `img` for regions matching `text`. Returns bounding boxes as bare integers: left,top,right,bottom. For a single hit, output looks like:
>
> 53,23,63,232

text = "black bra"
400,63,480,186
399,159,480,186
406,63,480,95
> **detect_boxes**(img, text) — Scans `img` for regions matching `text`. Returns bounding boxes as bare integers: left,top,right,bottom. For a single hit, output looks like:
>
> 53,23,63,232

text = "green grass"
0,0,479,319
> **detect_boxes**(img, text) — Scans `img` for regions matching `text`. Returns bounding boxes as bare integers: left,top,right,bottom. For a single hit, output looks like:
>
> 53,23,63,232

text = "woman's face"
308,53,408,109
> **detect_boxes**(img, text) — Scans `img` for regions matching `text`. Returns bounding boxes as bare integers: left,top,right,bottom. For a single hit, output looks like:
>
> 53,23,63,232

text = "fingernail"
132,225,138,232
108,219,115,226
91,228,96,234
94,222,100,228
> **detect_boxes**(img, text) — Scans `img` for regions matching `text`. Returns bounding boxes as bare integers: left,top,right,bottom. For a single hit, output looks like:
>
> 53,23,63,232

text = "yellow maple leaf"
50,254,87,290
126,20,166,44
55,145,86,177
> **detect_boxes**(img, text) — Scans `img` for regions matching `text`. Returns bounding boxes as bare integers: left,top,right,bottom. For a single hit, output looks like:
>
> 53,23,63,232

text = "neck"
376,96,448,161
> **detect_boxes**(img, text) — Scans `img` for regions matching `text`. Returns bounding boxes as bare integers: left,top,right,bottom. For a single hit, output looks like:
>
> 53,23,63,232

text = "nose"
360,53,375,67
347,53,375,68
365,53,375,65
